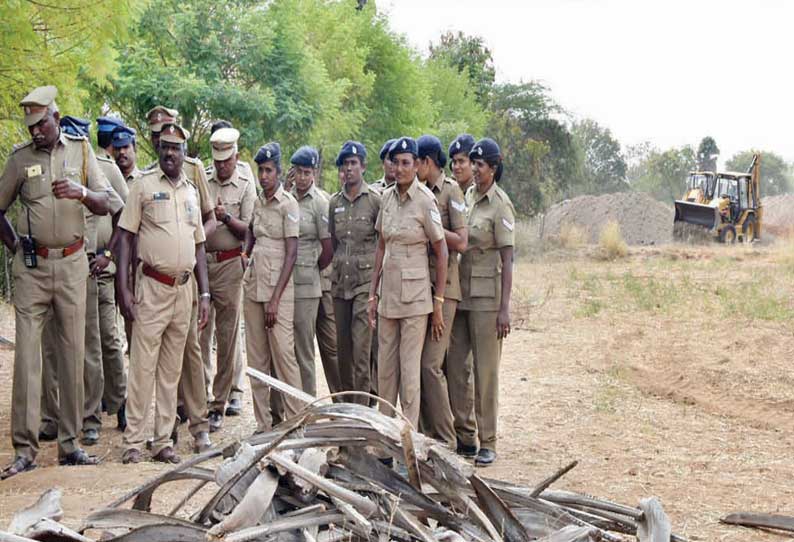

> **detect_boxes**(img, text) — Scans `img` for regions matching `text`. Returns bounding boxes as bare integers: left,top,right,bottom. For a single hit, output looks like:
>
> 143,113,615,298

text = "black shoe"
456,440,478,458
59,449,99,466
80,428,99,446
378,457,394,468
38,423,58,442
475,448,497,466
225,398,242,416
176,405,188,424
116,401,127,432
208,411,223,433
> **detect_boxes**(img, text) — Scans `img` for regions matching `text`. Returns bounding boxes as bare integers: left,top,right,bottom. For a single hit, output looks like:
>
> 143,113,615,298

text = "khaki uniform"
41,156,129,433
328,183,380,404
419,173,466,447
0,132,120,461
119,168,205,455
121,167,143,352
244,184,304,432
447,182,515,451
291,184,331,396
199,164,256,413
375,179,444,427
315,189,340,396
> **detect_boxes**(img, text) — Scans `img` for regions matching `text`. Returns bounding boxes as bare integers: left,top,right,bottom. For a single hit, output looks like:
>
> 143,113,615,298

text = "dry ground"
1,241,794,540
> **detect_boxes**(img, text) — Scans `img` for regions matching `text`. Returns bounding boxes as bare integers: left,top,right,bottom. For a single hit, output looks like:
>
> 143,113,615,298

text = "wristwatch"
101,248,113,261
80,186,88,202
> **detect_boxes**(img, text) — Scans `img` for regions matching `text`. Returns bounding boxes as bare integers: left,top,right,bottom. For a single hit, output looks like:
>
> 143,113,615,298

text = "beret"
254,142,282,165
417,134,447,167
60,116,90,138
449,134,476,158
379,139,396,161
111,126,137,148
290,145,319,168
96,116,124,133
470,138,501,161
387,136,418,160
335,140,367,167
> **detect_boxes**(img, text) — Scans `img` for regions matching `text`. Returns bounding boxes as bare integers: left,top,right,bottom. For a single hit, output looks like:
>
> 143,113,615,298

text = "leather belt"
142,263,190,287
36,238,84,259
211,247,242,263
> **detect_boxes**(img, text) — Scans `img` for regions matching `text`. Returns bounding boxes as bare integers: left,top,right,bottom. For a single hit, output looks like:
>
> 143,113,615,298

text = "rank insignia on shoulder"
288,213,299,222
451,200,466,213
501,217,514,231
152,192,171,201
430,209,442,225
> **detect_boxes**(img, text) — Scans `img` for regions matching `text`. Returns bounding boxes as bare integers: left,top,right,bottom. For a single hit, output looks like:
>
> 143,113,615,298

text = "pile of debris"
1,371,686,542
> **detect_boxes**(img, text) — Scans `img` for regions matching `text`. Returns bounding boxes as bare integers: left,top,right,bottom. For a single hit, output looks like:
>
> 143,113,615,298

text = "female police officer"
242,142,303,433
447,137,515,466
368,137,447,428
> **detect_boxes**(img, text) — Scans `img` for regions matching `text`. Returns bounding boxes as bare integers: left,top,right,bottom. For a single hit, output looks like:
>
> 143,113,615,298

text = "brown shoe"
152,446,181,464
122,448,142,464
0,457,36,480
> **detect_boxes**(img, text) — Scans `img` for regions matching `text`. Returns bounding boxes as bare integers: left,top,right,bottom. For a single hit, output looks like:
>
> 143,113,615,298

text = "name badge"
335,206,345,214
152,192,171,201
25,165,42,178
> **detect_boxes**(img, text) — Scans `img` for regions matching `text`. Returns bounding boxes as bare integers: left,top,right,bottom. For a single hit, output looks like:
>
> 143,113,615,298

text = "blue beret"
417,134,447,167
111,126,136,148
96,116,124,133
60,116,90,137
335,140,367,167
449,134,476,158
379,139,396,161
290,146,319,168
254,142,282,165
470,138,501,161
387,136,418,160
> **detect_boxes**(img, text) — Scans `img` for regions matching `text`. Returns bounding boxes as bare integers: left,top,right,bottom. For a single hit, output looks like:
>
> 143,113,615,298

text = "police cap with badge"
335,140,366,167
449,134,476,159
254,142,282,167
60,116,90,138
19,86,58,126
210,128,240,161
111,126,137,148
379,139,396,162
146,106,179,133
290,146,319,168
387,136,418,160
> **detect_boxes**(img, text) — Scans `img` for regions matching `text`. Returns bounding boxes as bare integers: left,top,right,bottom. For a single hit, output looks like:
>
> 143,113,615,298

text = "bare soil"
1,243,793,541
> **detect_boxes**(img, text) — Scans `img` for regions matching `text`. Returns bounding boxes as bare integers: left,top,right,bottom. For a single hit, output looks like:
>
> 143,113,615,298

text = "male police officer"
0,86,119,478
370,139,396,193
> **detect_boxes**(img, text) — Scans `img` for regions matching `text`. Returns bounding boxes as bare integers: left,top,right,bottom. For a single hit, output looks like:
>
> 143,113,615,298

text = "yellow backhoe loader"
673,154,762,243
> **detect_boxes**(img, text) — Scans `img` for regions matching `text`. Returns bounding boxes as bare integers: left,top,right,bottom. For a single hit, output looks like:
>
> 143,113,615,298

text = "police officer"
328,141,381,404
202,127,256,433
243,142,304,432
116,123,210,464
370,139,396,193
368,137,448,428
112,125,142,184
290,146,333,397
449,134,476,195
447,138,515,467
415,135,468,448
0,86,120,478
96,116,125,159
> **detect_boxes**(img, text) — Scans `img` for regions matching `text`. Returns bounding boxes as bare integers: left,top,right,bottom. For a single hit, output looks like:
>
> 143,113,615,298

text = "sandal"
59,449,100,466
1,457,36,480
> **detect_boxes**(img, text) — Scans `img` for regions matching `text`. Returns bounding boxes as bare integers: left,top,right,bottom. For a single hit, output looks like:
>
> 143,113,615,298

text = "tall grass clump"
598,220,628,260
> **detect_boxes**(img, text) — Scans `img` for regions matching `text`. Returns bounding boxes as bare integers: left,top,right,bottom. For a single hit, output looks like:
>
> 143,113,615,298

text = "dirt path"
0,245,792,540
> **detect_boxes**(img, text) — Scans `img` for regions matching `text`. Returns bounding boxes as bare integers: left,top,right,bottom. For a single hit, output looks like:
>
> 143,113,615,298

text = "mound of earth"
542,192,674,245
761,194,794,236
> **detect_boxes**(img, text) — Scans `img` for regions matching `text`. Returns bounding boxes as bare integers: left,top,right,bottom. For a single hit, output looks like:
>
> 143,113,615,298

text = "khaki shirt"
145,156,212,217
457,178,474,195
244,184,299,303
125,167,143,185
204,167,256,252
292,184,330,299
118,168,205,277
328,182,381,300
459,182,515,312
425,171,466,301
375,178,444,319
89,156,129,256
0,132,122,248
370,177,393,195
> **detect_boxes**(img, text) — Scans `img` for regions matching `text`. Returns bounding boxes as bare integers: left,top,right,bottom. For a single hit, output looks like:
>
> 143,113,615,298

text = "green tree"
726,150,792,196
696,136,720,172
629,144,696,202
429,31,495,107
572,119,628,195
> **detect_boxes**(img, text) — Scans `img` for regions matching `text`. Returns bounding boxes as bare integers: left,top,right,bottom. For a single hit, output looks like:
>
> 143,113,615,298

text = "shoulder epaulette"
96,154,114,164
11,140,33,153
63,133,87,142
184,155,202,166
142,161,158,172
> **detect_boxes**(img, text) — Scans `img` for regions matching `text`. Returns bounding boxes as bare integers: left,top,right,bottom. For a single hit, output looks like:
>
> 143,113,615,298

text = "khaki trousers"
333,294,373,405
123,272,192,455
447,310,502,450
447,310,478,448
98,275,126,415
244,291,303,433
294,297,320,396
377,314,428,428
12,249,88,461
419,300,457,447
177,278,209,437
199,258,244,412
316,291,340,396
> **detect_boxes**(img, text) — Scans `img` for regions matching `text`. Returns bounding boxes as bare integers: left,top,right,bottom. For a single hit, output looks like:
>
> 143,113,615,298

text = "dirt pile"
761,194,794,236
541,192,674,245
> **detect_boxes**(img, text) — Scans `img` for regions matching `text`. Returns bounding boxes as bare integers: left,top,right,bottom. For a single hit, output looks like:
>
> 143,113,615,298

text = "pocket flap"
471,265,494,278
401,267,426,280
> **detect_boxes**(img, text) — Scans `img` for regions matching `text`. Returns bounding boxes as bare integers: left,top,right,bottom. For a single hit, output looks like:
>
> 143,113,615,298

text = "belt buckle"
179,272,191,285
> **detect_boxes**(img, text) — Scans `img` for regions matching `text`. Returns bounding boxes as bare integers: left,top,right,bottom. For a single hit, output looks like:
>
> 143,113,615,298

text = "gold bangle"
433,296,444,304
368,295,378,302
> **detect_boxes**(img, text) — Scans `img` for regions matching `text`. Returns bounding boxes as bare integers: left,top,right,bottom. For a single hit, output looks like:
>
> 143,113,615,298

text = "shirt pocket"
22,172,49,200
469,265,496,298
401,267,428,304
353,215,374,237
185,194,200,226
144,200,171,224
224,200,241,220
294,261,316,284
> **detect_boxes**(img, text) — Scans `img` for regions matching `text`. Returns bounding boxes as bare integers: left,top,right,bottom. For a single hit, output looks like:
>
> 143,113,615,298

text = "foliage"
429,31,495,107
628,144,696,203
725,149,792,196
696,136,719,172
572,119,628,195
598,220,628,260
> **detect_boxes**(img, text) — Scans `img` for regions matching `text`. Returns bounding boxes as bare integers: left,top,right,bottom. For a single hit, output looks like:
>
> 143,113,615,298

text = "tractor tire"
742,215,757,242
719,225,737,244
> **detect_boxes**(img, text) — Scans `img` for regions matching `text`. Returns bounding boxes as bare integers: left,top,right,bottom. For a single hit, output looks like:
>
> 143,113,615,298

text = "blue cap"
96,116,124,134
290,146,319,168
111,126,136,148
417,134,447,167
379,139,397,161
335,140,367,167
60,116,90,137
387,136,418,160
449,134,476,158
470,138,501,161
254,142,282,166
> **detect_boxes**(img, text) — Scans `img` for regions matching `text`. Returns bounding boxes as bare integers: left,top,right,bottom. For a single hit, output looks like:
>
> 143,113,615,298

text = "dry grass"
558,222,588,249
596,220,628,260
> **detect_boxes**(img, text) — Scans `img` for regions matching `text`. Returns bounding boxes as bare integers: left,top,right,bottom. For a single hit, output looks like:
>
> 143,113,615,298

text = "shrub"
598,220,628,260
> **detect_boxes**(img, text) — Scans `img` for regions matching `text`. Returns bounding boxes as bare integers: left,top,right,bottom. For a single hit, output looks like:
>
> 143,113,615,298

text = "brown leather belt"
36,238,84,259
212,247,243,263
142,263,190,287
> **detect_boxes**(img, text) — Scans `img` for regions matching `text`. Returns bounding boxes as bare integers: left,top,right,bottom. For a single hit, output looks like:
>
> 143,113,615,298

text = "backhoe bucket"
673,200,719,230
